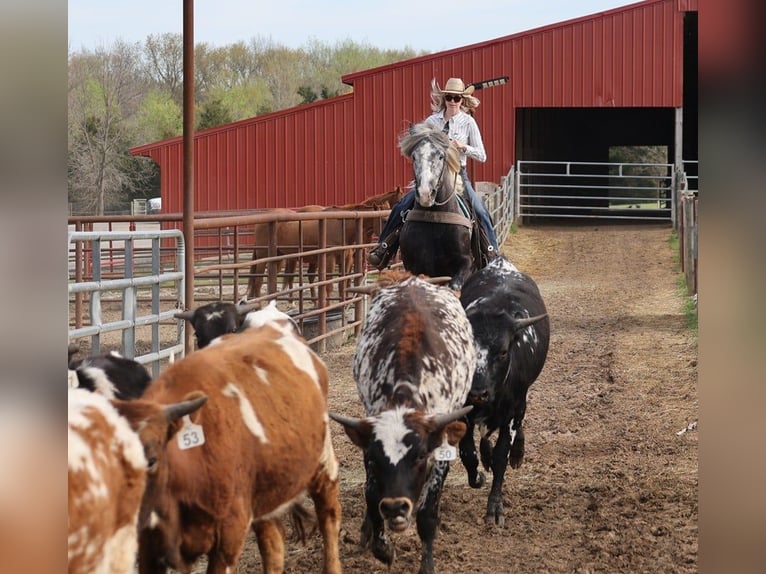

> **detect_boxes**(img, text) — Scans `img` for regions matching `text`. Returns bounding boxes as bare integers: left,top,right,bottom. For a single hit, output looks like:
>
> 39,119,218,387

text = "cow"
174,299,260,349
133,300,342,574
330,270,475,574
458,255,550,526
67,388,204,574
68,348,152,400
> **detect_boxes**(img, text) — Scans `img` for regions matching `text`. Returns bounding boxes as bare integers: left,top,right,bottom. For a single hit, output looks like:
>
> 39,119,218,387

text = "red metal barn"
130,0,698,215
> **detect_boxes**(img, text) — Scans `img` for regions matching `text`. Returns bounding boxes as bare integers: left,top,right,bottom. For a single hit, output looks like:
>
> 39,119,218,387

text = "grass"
669,231,697,336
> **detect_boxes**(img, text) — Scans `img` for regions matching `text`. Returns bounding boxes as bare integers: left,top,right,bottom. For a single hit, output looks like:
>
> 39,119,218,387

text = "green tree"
132,89,182,143
198,97,233,131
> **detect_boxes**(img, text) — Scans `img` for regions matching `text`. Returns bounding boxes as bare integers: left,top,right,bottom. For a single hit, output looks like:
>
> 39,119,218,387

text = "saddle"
403,195,492,270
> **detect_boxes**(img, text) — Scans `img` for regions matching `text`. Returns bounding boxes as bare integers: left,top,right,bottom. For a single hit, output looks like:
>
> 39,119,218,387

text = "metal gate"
68,229,186,377
515,161,676,223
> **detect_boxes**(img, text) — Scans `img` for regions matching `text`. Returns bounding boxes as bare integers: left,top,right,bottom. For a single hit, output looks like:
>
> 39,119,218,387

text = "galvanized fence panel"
516,160,675,222
68,229,185,377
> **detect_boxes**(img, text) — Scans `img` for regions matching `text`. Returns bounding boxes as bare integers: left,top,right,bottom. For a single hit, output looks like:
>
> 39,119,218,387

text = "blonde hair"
429,78,480,113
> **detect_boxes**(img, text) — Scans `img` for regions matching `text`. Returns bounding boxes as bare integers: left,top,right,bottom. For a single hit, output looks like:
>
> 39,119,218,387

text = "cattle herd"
67,254,549,574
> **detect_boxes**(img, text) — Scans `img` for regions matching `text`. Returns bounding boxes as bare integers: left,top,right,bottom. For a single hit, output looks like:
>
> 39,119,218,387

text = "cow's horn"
236,301,262,315
431,405,473,428
512,313,548,332
174,309,195,320
328,411,364,429
163,395,208,423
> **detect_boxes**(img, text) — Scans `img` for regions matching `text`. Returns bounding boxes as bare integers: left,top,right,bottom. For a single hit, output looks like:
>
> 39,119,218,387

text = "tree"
68,41,151,214
144,33,184,104
132,89,182,144
197,97,233,131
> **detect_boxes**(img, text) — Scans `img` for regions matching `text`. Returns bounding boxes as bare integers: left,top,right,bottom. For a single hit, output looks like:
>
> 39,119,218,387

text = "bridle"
413,139,460,207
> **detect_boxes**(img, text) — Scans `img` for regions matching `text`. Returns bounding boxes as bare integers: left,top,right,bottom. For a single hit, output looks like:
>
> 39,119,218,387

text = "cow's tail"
288,497,317,545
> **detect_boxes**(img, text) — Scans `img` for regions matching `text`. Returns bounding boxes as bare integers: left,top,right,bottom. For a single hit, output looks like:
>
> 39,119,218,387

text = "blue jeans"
377,168,499,251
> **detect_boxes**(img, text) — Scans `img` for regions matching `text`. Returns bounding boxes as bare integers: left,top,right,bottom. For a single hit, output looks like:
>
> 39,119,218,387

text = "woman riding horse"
367,77,498,269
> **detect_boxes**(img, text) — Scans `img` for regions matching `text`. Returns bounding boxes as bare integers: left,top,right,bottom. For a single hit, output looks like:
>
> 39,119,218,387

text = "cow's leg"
206,507,250,574
252,519,286,574
137,528,175,574
509,397,528,468
479,433,493,471
308,433,342,574
485,424,513,527
459,420,485,488
415,460,450,574
361,452,394,565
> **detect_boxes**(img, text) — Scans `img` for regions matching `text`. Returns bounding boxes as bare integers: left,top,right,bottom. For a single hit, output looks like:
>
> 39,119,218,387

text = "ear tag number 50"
434,443,457,461
177,415,205,450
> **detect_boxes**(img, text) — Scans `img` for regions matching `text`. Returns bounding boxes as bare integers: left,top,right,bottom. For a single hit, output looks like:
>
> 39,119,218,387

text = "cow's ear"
427,420,467,451
443,420,467,446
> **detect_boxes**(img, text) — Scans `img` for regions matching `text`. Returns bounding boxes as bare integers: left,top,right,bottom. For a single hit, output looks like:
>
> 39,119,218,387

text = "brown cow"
132,300,342,573
67,388,204,574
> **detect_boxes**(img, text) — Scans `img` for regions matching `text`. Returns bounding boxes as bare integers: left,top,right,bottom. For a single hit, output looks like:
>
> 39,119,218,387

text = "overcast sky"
68,0,636,54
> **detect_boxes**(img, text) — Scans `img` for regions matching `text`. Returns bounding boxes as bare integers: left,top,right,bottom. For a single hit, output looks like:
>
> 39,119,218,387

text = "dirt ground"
216,223,697,573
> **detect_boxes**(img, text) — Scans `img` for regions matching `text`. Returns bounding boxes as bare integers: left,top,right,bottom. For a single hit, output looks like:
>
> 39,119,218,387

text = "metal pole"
183,0,195,354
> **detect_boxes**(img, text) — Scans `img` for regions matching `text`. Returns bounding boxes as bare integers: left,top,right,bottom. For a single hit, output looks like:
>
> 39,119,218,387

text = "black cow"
330,270,475,574
459,256,550,526
68,349,151,400
174,299,259,349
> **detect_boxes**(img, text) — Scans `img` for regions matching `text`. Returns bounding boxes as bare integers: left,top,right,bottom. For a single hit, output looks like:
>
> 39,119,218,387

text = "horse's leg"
247,248,266,299
284,257,297,303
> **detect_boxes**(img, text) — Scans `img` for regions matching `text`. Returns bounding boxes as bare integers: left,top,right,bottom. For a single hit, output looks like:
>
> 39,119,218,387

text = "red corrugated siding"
130,0,691,212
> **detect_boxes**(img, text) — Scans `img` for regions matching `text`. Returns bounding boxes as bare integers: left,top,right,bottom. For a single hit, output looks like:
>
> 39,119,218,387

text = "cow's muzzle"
468,388,491,405
379,497,413,532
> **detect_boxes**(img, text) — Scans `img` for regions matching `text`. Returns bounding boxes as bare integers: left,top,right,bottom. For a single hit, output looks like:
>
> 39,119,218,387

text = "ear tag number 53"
178,415,205,450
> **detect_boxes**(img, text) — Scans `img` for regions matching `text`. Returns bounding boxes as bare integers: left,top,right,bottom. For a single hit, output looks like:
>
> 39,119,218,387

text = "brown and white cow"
330,271,476,574
134,300,342,574
67,388,204,574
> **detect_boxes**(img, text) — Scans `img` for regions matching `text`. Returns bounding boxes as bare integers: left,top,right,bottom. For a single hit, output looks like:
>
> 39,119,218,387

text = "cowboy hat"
441,77,475,96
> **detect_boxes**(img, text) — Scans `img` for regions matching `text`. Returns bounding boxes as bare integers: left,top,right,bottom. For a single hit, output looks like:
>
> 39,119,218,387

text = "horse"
246,186,403,300
398,122,476,291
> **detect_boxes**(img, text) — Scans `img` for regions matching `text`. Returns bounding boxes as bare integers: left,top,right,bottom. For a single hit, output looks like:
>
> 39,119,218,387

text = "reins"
433,169,460,206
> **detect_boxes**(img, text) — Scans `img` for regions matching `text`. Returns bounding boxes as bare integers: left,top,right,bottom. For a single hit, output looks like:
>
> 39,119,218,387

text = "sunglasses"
444,94,463,103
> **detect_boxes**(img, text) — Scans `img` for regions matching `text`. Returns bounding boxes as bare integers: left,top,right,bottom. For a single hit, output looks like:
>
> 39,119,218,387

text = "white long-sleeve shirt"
424,110,486,166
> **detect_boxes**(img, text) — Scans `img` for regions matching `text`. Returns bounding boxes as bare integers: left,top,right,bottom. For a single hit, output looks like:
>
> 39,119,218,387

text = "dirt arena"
190,223,698,573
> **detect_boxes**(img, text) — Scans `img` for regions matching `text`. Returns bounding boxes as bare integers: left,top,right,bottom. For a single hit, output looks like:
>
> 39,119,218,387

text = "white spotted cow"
133,300,342,574
459,255,549,526
331,270,475,574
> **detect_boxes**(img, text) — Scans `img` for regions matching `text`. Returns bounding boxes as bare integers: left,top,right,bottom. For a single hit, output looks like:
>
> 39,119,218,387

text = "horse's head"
400,123,461,208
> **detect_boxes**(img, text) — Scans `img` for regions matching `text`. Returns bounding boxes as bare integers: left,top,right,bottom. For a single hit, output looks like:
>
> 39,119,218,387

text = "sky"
68,0,637,54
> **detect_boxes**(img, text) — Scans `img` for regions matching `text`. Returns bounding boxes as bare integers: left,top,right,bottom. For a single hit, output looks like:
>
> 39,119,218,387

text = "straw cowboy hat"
441,77,475,97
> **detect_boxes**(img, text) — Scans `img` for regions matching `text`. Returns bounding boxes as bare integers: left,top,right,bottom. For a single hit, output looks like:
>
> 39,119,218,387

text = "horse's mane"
399,122,461,174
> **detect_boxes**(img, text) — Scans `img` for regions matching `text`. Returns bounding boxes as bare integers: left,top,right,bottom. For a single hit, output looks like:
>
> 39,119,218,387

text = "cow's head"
330,406,470,532
111,392,207,562
175,300,259,349
467,311,548,405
